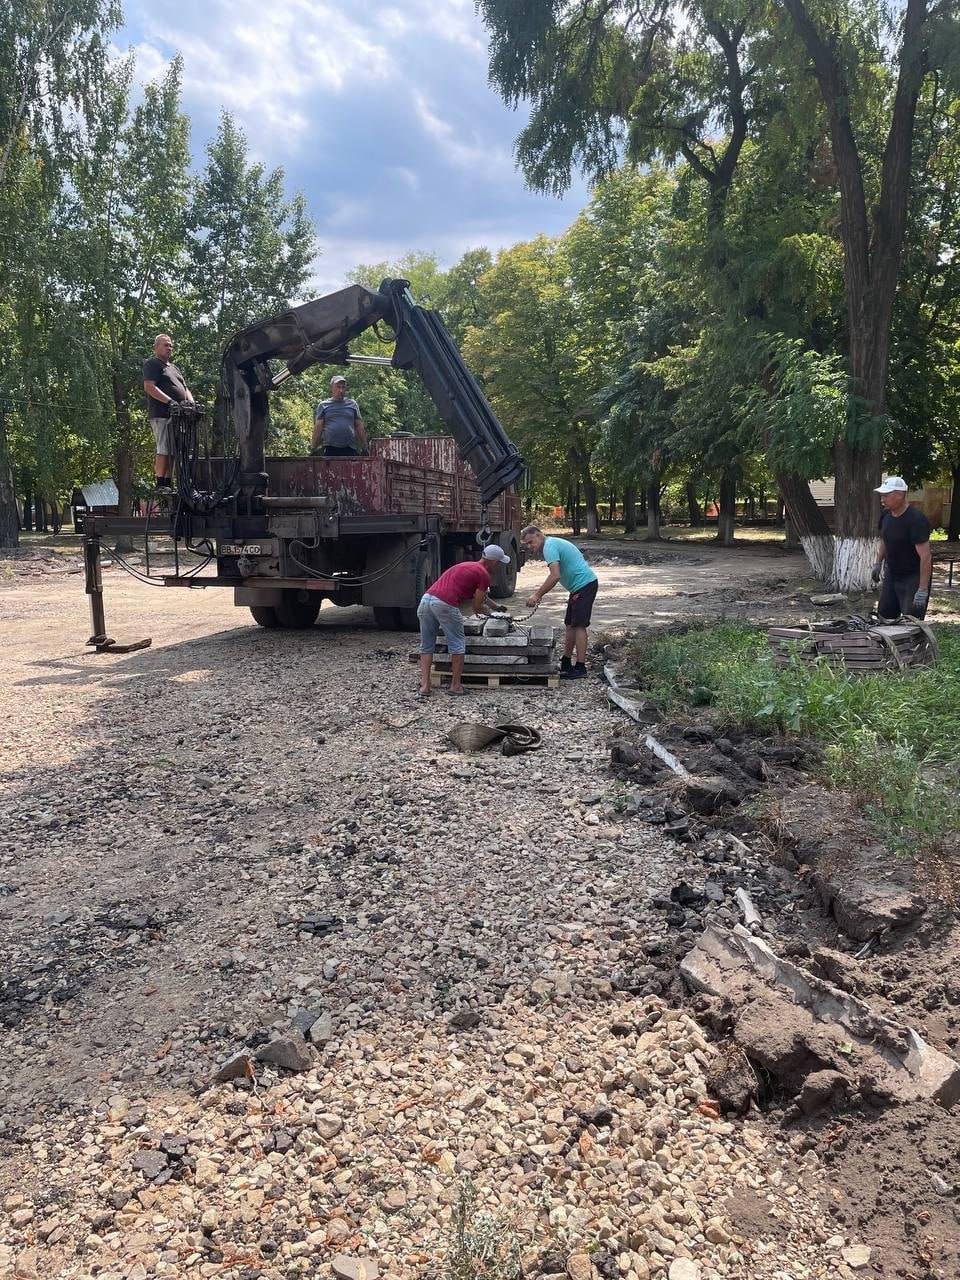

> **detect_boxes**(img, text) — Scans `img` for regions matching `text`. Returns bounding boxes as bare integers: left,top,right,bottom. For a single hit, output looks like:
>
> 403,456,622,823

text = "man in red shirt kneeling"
417,544,511,697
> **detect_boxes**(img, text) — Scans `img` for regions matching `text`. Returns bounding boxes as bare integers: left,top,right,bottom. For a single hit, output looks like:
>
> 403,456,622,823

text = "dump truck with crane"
81,278,526,643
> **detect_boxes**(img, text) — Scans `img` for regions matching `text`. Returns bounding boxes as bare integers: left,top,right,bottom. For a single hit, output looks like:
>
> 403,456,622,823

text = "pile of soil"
604,697,960,1280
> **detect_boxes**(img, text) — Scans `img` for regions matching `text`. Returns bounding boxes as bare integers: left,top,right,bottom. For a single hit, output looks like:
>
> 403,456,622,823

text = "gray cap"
330,374,347,386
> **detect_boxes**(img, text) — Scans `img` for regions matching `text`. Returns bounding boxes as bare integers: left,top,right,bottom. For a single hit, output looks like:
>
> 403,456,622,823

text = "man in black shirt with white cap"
871,476,932,619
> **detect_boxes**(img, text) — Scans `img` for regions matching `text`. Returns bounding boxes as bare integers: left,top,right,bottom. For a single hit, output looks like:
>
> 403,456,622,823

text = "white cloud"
387,166,420,191
113,38,169,89
126,0,397,154
324,195,373,229
412,88,515,178
114,1,589,296
390,0,486,55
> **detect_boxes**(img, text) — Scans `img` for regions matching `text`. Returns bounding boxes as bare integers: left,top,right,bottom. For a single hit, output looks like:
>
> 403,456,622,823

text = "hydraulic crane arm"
222,277,525,506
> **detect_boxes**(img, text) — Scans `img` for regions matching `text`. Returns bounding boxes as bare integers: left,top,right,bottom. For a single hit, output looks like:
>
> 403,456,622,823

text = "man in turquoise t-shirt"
520,525,599,680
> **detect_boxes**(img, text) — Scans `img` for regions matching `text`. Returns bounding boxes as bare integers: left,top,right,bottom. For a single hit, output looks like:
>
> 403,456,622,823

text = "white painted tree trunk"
830,536,881,592
799,534,834,583
800,534,881,591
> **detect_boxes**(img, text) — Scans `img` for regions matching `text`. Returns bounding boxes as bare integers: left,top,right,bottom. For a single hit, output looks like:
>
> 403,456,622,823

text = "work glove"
912,589,929,617
870,562,883,586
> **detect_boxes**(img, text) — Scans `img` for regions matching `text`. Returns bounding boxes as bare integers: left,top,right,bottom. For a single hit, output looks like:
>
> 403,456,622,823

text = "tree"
887,82,960,535
776,0,955,586
66,57,191,514
0,0,120,191
185,113,317,448
479,0,960,586
463,235,607,532
0,0,120,545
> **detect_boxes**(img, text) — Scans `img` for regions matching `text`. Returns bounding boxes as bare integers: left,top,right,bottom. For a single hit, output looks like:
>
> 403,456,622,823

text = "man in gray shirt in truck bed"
311,374,367,456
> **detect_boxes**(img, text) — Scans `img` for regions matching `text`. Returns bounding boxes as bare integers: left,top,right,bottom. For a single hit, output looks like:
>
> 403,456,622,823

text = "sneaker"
560,655,572,672
560,663,588,680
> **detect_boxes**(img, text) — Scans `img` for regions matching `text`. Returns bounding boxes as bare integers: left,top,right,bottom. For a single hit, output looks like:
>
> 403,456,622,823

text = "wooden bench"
931,542,960,587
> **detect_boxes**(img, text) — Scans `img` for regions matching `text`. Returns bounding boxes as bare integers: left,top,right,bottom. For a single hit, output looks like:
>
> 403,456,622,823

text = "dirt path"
0,545,931,1280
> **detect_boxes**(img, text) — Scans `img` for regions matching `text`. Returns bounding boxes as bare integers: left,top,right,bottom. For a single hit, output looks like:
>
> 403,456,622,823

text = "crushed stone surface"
0,566,873,1280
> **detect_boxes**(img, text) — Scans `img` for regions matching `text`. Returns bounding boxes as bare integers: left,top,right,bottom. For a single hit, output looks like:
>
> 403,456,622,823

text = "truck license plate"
219,540,276,557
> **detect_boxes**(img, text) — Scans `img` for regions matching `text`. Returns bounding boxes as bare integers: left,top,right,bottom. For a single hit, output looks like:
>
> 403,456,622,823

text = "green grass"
629,621,960,855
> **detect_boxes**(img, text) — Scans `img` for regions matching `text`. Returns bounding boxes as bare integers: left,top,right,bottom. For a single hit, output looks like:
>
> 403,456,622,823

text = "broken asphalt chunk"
213,1052,254,1084
255,1032,315,1073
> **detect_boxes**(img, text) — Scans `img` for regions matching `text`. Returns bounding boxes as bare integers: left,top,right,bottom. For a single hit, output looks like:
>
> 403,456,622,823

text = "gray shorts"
150,417,174,455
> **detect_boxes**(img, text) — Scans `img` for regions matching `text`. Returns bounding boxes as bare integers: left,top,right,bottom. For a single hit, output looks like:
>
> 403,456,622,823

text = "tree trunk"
623,482,637,535
716,471,736,545
583,472,600,535
0,464,17,549
23,486,34,532
781,0,929,591
112,375,138,518
686,480,702,526
608,488,616,525
572,480,582,537
114,436,136,553
949,464,960,542
115,444,135,517
831,439,883,589
646,478,661,540
776,467,834,580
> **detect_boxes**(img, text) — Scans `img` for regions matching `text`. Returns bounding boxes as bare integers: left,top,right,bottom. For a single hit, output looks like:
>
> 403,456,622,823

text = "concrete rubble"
681,924,960,1106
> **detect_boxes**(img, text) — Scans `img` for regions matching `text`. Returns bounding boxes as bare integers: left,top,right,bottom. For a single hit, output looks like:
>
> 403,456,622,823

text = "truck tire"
395,547,437,631
489,538,519,599
250,606,280,628
275,592,321,628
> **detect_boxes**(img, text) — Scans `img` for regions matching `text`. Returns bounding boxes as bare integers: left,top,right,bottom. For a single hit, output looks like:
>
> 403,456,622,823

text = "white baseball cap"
482,544,511,564
330,374,347,386
875,476,908,493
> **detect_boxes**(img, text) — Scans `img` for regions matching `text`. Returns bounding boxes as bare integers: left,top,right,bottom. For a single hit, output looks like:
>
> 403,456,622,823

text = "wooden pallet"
768,620,937,672
429,668,560,689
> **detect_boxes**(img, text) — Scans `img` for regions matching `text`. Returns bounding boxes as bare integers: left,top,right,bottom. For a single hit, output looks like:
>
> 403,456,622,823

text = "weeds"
628,621,960,855
446,1179,523,1280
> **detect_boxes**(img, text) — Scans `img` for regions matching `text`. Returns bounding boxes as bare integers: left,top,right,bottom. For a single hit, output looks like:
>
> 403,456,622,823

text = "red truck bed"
265,436,518,531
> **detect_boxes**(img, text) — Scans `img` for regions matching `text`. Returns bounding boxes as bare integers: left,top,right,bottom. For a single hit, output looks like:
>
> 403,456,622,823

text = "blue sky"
116,0,590,293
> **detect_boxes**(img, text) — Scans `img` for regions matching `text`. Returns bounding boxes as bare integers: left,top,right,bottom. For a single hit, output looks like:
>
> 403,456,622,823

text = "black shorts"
564,578,598,627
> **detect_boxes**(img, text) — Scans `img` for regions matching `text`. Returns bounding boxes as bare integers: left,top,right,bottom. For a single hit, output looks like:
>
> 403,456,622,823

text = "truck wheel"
250,606,279,628
275,593,321,628
489,540,519,599
395,548,436,631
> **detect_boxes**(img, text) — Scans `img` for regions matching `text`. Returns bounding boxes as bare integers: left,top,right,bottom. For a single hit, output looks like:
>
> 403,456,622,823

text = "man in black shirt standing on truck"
143,333,194,488
871,476,933,619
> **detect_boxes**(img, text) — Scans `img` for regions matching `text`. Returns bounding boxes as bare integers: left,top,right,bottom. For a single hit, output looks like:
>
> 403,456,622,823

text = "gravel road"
0,549,866,1280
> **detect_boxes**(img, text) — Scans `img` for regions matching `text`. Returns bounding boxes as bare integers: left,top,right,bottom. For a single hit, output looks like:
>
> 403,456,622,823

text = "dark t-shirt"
880,505,930,578
428,561,491,606
143,356,189,419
